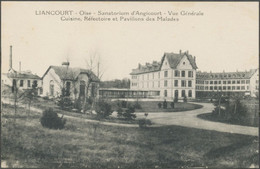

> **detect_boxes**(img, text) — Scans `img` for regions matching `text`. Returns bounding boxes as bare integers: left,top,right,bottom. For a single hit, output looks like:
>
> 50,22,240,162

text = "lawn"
198,99,259,127
1,104,258,168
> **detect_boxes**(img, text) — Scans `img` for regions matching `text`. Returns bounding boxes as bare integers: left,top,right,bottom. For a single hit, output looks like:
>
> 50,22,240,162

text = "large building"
130,50,259,99
130,51,198,99
196,69,259,98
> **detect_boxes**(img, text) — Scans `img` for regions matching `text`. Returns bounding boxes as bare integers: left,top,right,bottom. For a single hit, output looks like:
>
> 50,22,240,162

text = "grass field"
1,104,258,168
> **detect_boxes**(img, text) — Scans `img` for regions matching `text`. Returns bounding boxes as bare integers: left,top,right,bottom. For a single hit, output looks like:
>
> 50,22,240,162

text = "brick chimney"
179,50,182,54
9,45,12,70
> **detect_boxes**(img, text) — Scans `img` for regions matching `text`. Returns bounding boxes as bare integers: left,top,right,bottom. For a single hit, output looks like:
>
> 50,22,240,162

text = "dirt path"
2,99,258,136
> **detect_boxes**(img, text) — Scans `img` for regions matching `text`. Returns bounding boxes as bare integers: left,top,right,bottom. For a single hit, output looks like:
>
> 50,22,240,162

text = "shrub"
183,96,187,103
117,103,136,120
174,97,178,103
170,102,175,109
163,100,167,109
158,103,162,108
133,101,142,109
40,108,66,129
121,100,127,108
95,99,112,119
138,118,152,128
57,96,73,111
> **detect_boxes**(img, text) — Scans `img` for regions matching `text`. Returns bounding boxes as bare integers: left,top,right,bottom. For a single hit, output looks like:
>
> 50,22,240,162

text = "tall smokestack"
9,45,12,70
19,61,21,72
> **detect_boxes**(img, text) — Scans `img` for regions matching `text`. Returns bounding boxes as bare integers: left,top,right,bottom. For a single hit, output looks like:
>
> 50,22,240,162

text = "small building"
2,45,42,94
98,88,160,98
41,63,100,100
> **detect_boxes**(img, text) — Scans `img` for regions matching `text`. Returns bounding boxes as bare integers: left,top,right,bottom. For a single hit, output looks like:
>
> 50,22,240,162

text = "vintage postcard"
1,1,259,168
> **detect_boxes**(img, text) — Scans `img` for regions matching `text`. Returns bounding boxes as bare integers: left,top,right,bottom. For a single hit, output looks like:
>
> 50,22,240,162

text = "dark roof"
7,70,41,79
196,69,258,80
130,51,198,75
42,66,99,82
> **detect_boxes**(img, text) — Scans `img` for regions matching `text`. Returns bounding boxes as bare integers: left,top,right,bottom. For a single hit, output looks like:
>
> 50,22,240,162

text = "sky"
1,2,259,81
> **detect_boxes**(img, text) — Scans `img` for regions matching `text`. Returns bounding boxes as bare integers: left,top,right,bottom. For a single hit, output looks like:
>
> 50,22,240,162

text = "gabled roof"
42,66,99,82
7,69,41,79
130,51,198,75
196,69,258,80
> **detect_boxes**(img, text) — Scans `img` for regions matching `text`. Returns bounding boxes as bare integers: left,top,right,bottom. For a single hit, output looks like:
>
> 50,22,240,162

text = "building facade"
130,51,198,99
130,50,259,99
196,69,259,98
41,64,99,100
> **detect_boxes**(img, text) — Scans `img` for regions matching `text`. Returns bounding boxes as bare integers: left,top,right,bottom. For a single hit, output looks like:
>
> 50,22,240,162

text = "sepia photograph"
1,1,259,168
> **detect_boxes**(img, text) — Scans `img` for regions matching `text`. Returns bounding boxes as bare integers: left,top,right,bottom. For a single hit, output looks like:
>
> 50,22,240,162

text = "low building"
196,69,259,98
41,63,100,100
130,50,198,99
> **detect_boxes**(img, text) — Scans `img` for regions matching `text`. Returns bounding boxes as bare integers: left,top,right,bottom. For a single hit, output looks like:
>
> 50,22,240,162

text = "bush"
40,108,66,129
183,96,187,103
95,99,113,119
158,103,162,108
170,102,175,108
133,101,142,109
138,118,152,128
174,97,178,103
57,96,73,111
121,100,127,108
117,103,136,120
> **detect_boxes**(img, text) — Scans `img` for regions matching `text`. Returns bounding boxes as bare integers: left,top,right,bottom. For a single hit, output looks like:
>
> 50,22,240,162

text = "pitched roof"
7,70,41,79
196,69,258,80
42,66,99,82
130,51,198,75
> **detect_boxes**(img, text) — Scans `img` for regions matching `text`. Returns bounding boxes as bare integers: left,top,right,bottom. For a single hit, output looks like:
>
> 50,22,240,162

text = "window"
228,86,231,90
232,86,235,90
232,80,236,84
181,90,186,97
223,86,226,90
164,90,167,97
205,81,209,84
181,71,185,77
158,81,160,87
218,86,222,90
223,81,226,84
247,86,249,90
210,86,213,90
237,80,240,84
188,90,192,97
175,70,180,77
147,82,149,88
20,80,24,87
158,72,160,79
188,71,193,77
174,80,178,87
214,86,217,90
33,80,38,88
80,80,86,96
241,86,245,90
218,81,221,84
228,81,231,84
27,80,31,87
181,80,186,87
246,80,250,84
152,82,154,88
49,80,54,96
188,80,192,87
210,81,213,84
65,81,71,96
214,81,218,84
241,80,245,84
174,90,179,98
164,80,168,87
205,86,209,90
164,71,168,77
183,62,185,65
237,86,240,90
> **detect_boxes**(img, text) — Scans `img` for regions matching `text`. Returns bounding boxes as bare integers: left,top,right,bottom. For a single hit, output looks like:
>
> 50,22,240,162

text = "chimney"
9,45,12,70
138,63,141,69
179,50,182,54
62,62,70,66
194,56,196,63
186,50,189,55
19,61,21,72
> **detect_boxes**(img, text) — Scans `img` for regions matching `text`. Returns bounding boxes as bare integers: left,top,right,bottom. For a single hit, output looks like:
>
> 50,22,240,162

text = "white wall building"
130,51,198,99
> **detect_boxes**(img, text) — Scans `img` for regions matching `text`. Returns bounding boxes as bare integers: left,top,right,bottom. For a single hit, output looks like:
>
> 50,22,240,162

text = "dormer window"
183,62,185,65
